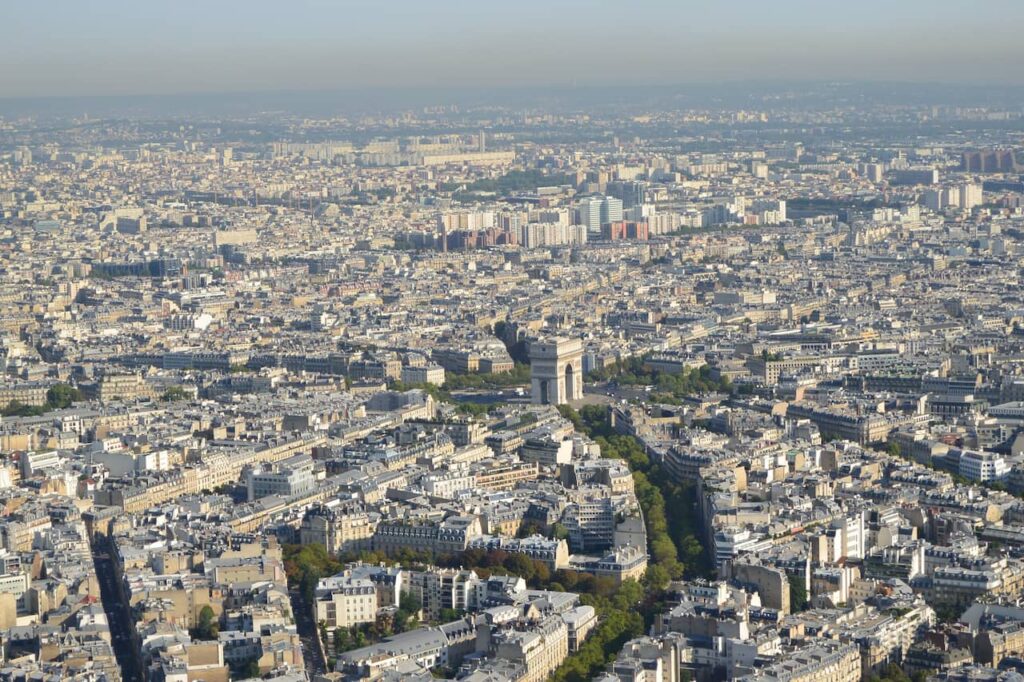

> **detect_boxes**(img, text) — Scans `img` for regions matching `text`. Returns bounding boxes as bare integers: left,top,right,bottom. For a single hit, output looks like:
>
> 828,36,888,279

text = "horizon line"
3,79,1024,105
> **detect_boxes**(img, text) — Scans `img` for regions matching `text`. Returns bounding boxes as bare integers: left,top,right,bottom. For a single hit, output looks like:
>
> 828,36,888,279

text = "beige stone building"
494,614,569,682
314,576,377,629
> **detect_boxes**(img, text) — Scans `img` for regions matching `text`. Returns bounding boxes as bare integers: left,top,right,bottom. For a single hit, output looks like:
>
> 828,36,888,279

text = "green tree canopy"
46,383,82,409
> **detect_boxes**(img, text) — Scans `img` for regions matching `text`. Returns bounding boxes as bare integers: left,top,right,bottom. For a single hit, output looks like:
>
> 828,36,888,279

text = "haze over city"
3,0,1024,98
4,3,1024,682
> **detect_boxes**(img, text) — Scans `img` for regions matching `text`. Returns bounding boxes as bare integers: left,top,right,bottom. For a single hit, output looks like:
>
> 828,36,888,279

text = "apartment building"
493,614,569,682
298,505,375,554
739,642,860,682
406,568,478,621
314,575,377,628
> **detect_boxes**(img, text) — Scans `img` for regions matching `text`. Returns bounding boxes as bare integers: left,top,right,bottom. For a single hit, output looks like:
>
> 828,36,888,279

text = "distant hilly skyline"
3,82,1024,120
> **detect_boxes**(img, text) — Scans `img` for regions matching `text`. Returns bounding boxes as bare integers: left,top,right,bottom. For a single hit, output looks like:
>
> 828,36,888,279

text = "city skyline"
6,4,1024,682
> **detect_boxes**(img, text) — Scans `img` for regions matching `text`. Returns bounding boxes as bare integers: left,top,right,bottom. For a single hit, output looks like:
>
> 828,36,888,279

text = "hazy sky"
3,0,1022,98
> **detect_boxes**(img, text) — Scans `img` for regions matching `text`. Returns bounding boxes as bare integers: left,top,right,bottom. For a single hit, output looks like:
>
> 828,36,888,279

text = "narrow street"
290,586,327,675
91,535,146,682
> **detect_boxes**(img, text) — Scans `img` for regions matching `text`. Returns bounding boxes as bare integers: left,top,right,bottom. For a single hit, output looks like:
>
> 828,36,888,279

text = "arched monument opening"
530,337,584,405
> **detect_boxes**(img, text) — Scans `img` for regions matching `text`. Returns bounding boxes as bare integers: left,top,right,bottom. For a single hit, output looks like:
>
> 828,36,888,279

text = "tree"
557,404,584,432
516,520,544,538
302,565,325,603
935,604,961,623
440,363,530,391
644,564,672,591
680,537,704,567
399,591,422,615
238,658,260,680
193,605,219,640
161,385,188,402
46,383,82,409
580,404,613,437
394,591,422,633
869,663,911,682
438,608,463,623
505,553,538,582
333,627,348,653
548,599,643,682
613,579,644,610
789,576,809,612
370,615,388,639
456,402,490,417
1,401,46,417
283,543,343,593
318,620,329,649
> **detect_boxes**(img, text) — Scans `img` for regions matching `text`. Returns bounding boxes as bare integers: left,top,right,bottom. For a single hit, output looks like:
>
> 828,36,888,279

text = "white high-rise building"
960,183,983,209
835,512,865,560
602,196,623,224
576,196,623,231
576,197,603,231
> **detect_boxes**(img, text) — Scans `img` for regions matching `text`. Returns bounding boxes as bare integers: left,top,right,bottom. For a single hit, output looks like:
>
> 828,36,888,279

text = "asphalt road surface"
92,537,146,682
290,586,327,675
